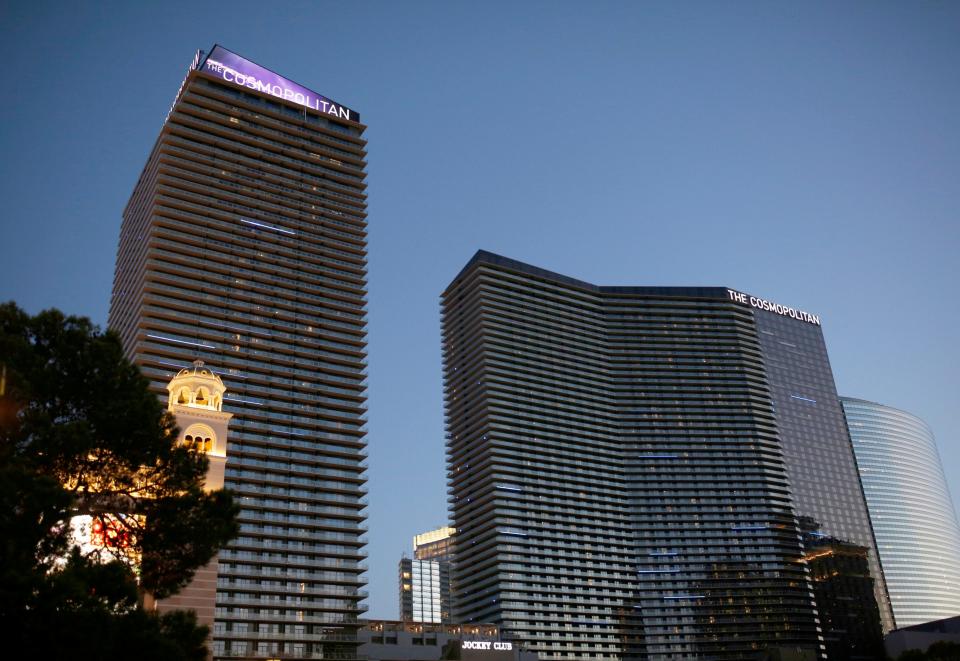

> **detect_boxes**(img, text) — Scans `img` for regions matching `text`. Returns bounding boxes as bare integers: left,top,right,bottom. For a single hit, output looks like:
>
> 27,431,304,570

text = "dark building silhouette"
800,518,885,660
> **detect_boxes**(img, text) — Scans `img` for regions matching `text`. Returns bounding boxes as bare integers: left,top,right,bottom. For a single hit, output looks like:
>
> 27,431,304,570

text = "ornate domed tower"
152,360,232,631
166,360,231,489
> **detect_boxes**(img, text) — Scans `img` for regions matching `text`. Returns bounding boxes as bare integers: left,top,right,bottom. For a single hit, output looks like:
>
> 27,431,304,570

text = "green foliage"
140,488,239,597
0,302,239,658
19,550,209,660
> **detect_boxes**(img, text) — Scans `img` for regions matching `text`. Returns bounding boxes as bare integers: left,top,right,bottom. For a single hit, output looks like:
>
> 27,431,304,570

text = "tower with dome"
150,360,232,629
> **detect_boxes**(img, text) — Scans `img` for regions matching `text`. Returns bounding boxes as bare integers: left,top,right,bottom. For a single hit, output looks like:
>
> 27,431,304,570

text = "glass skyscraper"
109,45,369,660
442,251,889,660
399,558,450,624
750,297,893,635
841,397,960,628
399,527,456,623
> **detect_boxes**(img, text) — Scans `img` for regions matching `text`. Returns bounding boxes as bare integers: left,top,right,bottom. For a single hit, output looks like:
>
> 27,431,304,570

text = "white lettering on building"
727,289,821,326
461,641,513,651
204,59,352,121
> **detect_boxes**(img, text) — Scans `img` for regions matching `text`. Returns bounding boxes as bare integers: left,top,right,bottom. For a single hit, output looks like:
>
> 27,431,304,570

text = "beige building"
149,360,232,629
412,527,456,561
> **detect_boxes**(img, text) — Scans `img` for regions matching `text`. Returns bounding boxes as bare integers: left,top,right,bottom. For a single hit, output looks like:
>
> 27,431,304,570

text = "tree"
0,302,238,660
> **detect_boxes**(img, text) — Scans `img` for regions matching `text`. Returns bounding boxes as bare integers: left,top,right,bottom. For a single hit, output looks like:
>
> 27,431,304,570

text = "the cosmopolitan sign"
727,289,821,326
201,45,358,122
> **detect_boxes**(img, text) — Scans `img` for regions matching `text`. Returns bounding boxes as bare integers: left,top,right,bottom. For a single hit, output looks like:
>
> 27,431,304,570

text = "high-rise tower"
442,251,888,660
841,397,960,627
109,45,369,660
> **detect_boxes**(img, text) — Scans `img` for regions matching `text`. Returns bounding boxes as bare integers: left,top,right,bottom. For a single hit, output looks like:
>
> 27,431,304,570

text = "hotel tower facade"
442,251,890,660
109,46,369,660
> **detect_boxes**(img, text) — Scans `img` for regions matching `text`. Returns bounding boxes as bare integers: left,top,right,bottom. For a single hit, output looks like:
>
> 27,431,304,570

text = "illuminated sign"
727,289,821,326
200,45,358,122
462,642,513,651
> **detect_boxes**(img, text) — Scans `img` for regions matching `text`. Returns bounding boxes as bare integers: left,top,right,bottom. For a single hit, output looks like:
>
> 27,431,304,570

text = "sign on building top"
198,45,359,122
727,289,821,326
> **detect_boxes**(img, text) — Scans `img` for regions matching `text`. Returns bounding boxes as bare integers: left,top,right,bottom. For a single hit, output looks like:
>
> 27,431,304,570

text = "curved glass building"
841,397,960,627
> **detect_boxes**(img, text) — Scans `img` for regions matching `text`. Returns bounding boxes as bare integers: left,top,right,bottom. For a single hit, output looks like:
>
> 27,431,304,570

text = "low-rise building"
360,620,537,661
885,616,960,658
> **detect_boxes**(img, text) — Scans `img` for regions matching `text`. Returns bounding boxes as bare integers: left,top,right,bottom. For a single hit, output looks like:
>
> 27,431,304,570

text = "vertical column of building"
109,48,369,660
399,558,414,621
442,253,639,661
607,290,821,659
399,557,445,623
751,311,893,644
841,397,960,628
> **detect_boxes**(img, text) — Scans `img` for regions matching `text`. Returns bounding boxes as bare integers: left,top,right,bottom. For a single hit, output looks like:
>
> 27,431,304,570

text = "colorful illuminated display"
200,45,358,122
90,514,137,550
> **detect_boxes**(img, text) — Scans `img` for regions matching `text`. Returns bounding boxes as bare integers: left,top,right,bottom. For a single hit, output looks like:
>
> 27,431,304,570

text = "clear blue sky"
2,1,958,620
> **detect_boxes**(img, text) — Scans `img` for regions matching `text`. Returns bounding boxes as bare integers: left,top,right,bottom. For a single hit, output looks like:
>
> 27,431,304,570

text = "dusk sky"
2,1,958,619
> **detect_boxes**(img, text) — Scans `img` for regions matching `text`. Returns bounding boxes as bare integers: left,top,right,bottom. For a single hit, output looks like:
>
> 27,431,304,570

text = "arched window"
183,434,196,450
182,424,217,454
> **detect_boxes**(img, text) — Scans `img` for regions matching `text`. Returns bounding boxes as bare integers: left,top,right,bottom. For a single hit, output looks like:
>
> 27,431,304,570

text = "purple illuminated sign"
200,45,358,122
